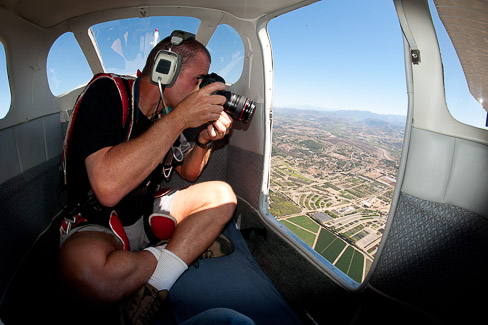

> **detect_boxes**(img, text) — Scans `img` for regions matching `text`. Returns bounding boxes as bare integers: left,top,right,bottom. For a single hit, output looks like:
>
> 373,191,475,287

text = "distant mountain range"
274,106,406,127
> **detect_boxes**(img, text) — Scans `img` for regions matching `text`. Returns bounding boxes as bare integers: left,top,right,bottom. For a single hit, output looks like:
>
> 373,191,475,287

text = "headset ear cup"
151,50,182,87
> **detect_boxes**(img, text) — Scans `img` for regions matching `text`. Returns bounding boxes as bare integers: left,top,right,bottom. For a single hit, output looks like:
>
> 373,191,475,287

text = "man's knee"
211,181,237,206
195,181,236,224
186,181,236,208
173,181,237,222
216,182,237,221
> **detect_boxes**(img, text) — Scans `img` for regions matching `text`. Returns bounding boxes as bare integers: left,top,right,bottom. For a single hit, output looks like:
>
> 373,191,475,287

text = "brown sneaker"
123,283,168,325
200,234,235,259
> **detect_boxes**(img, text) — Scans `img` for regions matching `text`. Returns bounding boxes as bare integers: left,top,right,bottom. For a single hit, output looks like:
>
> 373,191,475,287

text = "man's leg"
179,308,255,325
59,181,236,302
59,231,157,303
166,181,237,265
146,181,237,291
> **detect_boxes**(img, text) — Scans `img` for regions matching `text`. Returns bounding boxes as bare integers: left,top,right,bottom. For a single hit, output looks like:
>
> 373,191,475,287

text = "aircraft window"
207,24,244,84
0,41,11,118
267,0,407,285
47,32,92,96
428,0,488,130
90,17,200,76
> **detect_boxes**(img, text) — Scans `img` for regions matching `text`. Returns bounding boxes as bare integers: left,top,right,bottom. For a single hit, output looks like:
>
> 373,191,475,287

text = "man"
58,31,237,321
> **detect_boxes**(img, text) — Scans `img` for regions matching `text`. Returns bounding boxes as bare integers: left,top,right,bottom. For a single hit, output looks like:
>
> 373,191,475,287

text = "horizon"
1,0,485,130
268,0,486,130
274,105,407,118
268,0,407,117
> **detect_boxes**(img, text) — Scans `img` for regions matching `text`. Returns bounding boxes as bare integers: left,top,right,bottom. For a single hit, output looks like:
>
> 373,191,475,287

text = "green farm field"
281,216,365,282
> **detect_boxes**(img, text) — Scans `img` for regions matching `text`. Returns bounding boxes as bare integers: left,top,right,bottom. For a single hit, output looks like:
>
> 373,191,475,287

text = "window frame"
261,0,408,289
0,40,11,119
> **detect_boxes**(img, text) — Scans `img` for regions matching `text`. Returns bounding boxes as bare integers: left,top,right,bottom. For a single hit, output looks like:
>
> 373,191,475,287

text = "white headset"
150,30,195,88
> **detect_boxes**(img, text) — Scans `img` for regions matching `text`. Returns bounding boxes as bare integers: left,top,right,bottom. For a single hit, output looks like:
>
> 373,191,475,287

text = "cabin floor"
0,196,443,325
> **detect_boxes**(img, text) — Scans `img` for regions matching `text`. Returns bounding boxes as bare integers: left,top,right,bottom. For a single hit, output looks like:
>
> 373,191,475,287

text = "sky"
0,0,486,128
268,0,408,116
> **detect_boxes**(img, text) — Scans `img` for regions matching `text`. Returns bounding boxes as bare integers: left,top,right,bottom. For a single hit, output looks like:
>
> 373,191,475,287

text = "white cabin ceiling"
0,0,487,113
0,0,312,28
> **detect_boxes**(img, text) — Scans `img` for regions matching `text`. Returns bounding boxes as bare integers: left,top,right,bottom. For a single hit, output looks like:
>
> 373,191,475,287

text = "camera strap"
162,133,192,180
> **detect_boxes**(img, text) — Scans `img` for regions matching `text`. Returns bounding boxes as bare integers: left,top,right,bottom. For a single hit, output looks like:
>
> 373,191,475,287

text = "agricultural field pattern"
268,107,406,283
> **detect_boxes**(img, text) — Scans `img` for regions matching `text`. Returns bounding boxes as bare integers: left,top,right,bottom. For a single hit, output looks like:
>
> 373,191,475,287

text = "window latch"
395,0,421,65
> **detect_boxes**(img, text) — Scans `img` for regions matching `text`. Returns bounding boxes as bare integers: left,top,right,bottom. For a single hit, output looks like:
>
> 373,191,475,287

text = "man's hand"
175,110,232,181
171,81,232,181
198,111,233,144
174,82,227,129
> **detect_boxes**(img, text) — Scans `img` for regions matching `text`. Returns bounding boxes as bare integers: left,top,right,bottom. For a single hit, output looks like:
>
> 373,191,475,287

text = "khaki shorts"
59,189,177,251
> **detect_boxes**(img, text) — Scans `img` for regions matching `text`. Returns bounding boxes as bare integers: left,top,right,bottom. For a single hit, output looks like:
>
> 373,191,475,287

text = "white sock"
147,248,188,291
144,245,164,261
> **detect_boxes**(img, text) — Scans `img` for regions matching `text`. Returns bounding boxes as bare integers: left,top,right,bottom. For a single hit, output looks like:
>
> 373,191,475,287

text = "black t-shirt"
66,77,153,225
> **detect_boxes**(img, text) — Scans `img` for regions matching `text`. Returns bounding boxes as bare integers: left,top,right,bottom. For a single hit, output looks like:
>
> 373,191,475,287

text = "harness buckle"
162,165,173,179
59,213,87,236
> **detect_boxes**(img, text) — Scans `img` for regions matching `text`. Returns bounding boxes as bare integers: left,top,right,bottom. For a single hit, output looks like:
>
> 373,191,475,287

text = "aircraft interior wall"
1,0,488,324
366,128,488,324
358,2,488,323
0,8,66,301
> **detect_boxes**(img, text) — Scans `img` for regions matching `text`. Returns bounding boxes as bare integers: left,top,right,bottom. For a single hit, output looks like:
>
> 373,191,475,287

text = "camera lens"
217,91,256,123
200,73,256,123
226,93,256,122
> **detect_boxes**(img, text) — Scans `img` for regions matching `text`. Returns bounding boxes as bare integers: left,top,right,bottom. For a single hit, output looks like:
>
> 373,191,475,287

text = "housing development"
268,107,405,282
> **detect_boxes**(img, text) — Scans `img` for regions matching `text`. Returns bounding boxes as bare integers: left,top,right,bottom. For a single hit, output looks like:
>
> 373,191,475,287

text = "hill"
275,107,406,127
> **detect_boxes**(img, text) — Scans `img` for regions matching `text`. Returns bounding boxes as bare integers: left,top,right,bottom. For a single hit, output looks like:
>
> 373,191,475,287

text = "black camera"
199,73,256,123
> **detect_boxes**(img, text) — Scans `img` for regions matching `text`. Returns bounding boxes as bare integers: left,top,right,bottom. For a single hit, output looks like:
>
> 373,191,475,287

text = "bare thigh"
170,181,237,224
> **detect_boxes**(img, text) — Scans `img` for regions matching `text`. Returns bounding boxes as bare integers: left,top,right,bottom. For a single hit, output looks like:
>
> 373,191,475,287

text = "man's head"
141,32,211,81
140,32,212,109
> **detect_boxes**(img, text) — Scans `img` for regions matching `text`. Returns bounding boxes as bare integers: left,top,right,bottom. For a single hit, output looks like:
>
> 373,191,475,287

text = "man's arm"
175,111,232,182
85,82,226,207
